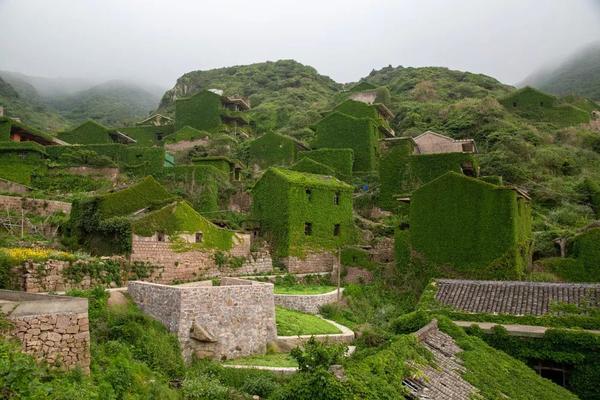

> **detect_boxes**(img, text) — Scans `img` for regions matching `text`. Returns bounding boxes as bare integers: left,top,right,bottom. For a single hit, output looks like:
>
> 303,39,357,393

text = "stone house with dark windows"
252,167,354,273
413,131,477,154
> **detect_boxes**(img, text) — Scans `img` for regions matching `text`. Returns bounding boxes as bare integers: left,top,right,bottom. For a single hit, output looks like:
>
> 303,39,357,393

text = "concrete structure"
0,290,90,372
403,319,479,399
274,288,343,314
413,131,476,154
128,278,277,361
0,194,71,216
274,317,354,352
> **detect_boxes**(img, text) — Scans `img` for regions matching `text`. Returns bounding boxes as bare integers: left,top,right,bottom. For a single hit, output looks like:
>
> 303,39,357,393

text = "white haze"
0,0,599,90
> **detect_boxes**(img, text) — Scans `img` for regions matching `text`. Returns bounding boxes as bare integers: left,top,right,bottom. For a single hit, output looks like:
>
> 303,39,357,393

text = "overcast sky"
1,0,599,89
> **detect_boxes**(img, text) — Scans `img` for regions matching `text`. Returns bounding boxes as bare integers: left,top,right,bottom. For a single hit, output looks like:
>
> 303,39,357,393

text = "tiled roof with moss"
268,167,353,191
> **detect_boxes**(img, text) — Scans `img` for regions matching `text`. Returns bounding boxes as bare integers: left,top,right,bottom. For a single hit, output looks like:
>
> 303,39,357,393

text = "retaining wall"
283,251,339,274
128,278,277,361
0,194,71,216
0,290,90,372
274,288,343,314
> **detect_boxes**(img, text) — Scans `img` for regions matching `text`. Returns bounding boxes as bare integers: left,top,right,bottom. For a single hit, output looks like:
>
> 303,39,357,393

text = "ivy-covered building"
175,90,250,134
252,168,354,271
0,141,48,185
1,116,67,146
57,120,141,145
407,172,532,279
246,131,309,169
312,112,380,173
298,148,354,182
378,136,479,210
191,156,242,181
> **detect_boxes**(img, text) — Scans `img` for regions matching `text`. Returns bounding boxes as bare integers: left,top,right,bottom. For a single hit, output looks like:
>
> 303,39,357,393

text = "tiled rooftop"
434,279,600,316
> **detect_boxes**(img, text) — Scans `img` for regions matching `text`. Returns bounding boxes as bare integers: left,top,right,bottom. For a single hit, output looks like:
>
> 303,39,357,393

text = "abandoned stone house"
252,167,354,273
425,279,600,387
175,89,250,135
1,116,68,146
409,172,532,277
129,200,272,283
412,130,477,154
128,278,276,362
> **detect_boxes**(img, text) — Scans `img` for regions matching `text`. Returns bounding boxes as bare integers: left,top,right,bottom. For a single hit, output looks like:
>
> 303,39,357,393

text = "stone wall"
65,166,119,183
283,251,339,274
164,138,210,153
11,259,122,293
274,288,342,314
128,278,277,361
0,290,90,372
130,234,272,284
0,194,71,216
0,178,30,194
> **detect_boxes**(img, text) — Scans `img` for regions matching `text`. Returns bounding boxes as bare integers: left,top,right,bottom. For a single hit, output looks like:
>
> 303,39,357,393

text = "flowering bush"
0,247,76,264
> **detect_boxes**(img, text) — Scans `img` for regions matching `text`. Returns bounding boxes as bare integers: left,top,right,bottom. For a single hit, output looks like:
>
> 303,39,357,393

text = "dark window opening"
513,101,517,107
400,222,410,230
334,192,340,205
333,224,341,236
540,101,544,107
461,162,475,177
195,232,203,243
157,232,165,242
304,222,312,236
136,154,143,159
305,188,312,201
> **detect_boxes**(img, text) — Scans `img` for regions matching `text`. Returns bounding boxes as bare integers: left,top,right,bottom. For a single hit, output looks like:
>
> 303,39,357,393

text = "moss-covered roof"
290,157,336,176
0,140,48,156
131,200,234,250
98,176,176,218
57,120,112,145
0,116,62,144
166,126,211,143
268,167,353,191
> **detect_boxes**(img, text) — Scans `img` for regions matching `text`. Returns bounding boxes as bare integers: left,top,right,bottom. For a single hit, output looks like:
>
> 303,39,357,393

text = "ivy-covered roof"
290,157,336,177
166,126,211,143
0,116,64,145
267,167,353,191
0,140,48,156
57,120,113,145
98,176,176,218
131,200,234,250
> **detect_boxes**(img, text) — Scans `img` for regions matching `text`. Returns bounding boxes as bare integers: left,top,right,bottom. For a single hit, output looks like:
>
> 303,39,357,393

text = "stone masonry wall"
0,178,30,194
283,251,339,274
0,194,71,216
130,235,272,284
1,290,90,372
274,288,342,314
65,166,119,183
128,279,277,362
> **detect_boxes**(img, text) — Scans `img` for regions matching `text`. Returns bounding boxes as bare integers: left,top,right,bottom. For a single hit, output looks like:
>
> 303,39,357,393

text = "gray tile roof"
403,319,478,400
434,279,600,316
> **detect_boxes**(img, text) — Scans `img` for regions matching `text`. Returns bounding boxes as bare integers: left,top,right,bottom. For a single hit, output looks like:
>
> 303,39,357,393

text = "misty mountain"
523,43,600,101
47,80,163,126
0,70,94,98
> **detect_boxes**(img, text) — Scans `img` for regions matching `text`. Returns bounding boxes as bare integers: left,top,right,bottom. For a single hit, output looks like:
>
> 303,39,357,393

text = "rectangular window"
304,222,313,236
334,192,340,205
333,224,341,236
195,232,203,243
305,188,312,201
157,232,165,242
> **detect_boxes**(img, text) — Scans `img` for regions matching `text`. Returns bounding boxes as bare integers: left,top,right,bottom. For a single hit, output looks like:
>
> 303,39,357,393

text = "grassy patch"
276,306,341,336
274,285,337,295
223,352,298,368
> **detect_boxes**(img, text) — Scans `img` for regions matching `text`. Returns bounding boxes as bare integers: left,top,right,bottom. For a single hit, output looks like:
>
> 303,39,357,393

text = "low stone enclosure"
283,251,340,274
130,233,273,284
128,278,277,362
274,288,344,314
0,290,90,372
0,194,72,216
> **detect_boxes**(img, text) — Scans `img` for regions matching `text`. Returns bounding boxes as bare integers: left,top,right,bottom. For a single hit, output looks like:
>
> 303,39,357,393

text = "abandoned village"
1,75,600,400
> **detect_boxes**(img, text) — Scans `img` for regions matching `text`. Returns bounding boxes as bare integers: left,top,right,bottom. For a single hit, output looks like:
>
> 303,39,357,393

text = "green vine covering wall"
0,118,11,141
98,176,175,218
175,90,223,131
499,87,590,126
57,120,113,144
246,131,302,168
299,148,354,182
378,138,479,210
312,111,379,173
190,156,234,177
0,142,48,185
164,126,211,143
252,167,354,257
118,124,175,146
290,157,336,176
159,165,229,213
131,200,234,251
409,172,532,279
